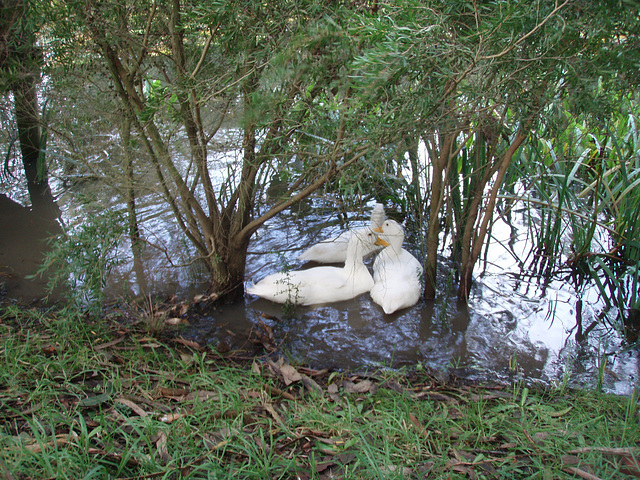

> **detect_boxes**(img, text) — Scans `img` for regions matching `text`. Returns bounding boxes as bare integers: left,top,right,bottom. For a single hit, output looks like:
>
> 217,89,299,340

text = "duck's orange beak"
375,237,390,247
373,226,383,233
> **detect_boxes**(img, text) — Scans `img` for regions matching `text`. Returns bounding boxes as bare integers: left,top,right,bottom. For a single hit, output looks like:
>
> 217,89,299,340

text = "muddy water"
1,181,638,397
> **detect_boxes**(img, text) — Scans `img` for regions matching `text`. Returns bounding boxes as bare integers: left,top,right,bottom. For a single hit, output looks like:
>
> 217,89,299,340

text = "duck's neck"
385,237,403,258
370,211,385,229
344,240,365,272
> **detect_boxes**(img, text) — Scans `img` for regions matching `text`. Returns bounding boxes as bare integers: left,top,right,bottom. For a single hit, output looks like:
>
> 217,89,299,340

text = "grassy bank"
0,305,639,479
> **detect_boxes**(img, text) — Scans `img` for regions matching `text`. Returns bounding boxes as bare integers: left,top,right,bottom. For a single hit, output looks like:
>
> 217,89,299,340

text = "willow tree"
52,0,377,302
346,0,640,302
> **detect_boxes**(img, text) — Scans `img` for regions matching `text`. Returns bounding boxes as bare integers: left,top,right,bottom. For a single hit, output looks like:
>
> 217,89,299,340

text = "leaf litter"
0,308,639,479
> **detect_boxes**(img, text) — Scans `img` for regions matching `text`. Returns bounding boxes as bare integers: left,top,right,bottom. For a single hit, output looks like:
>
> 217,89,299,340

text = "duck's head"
375,220,405,246
373,226,390,247
350,226,382,247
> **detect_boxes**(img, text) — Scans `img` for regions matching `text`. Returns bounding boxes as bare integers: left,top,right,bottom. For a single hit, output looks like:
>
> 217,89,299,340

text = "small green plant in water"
273,253,300,317
36,208,127,313
595,341,610,392
509,353,526,401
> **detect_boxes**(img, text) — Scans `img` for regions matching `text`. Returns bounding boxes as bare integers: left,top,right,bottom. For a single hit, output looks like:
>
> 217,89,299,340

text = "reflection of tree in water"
0,193,62,303
466,309,549,380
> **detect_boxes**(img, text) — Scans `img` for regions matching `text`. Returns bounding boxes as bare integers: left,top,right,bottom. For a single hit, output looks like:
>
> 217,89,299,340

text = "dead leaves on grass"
3,327,639,480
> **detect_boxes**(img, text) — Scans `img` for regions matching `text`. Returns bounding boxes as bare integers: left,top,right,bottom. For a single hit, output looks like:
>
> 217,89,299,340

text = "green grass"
0,306,638,479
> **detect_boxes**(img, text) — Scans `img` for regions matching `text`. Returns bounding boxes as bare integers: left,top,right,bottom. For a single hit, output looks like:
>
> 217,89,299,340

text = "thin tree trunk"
121,115,140,244
13,80,40,186
458,129,528,301
120,114,148,295
406,135,423,218
2,0,53,211
424,131,455,300
13,79,60,220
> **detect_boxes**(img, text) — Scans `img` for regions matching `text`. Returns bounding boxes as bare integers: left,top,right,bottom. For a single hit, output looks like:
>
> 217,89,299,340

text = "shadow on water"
242,296,474,371
0,193,63,304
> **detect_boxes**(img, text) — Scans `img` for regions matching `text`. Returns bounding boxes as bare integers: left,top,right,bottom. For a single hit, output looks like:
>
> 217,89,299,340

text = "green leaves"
36,207,127,313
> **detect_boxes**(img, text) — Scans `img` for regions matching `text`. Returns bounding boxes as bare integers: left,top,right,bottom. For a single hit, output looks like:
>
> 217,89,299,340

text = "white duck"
298,203,386,263
370,219,423,314
247,228,383,306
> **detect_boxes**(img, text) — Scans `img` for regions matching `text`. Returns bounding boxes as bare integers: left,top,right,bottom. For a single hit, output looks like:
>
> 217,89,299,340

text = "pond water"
242,202,639,396
1,167,639,398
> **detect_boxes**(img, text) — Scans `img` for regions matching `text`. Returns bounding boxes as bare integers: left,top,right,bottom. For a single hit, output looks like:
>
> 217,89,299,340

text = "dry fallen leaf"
408,412,426,435
203,427,238,449
157,386,190,399
169,302,190,316
24,433,76,453
40,343,57,356
415,391,459,404
620,453,640,477
343,380,376,394
193,293,219,303
534,431,550,441
280,364,302,386
173,337,202,350
155,431,171,463
380,465,413,476
160,412,189,423
262,401,285,426
116,397,148,417
301,374,323,393
165,317,189,326
185,390,219,402
252,360,261,375
561,455,581,466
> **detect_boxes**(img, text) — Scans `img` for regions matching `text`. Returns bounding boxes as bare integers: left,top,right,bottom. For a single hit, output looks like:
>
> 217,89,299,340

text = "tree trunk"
406,135,423,218
221,235,252,303
5,10,55,212
424,131,455,300
120,116,140,242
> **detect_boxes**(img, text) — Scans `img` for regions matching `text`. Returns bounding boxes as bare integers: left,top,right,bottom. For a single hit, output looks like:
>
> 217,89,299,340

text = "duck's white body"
298,203,385,263
247,229,380,306
371,220,423,314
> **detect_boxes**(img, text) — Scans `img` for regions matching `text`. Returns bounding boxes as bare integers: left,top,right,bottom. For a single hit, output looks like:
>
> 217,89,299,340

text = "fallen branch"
562,466,604,480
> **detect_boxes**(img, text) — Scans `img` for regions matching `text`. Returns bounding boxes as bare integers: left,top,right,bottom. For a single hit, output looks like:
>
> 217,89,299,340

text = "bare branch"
133,0,157,74
191,24,220,78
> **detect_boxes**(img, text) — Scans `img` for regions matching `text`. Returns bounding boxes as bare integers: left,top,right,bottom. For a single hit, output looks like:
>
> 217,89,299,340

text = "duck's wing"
297,231,351,263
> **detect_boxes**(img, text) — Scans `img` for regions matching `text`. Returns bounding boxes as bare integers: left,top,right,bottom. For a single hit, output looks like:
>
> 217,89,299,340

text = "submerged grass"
1,306,639,479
